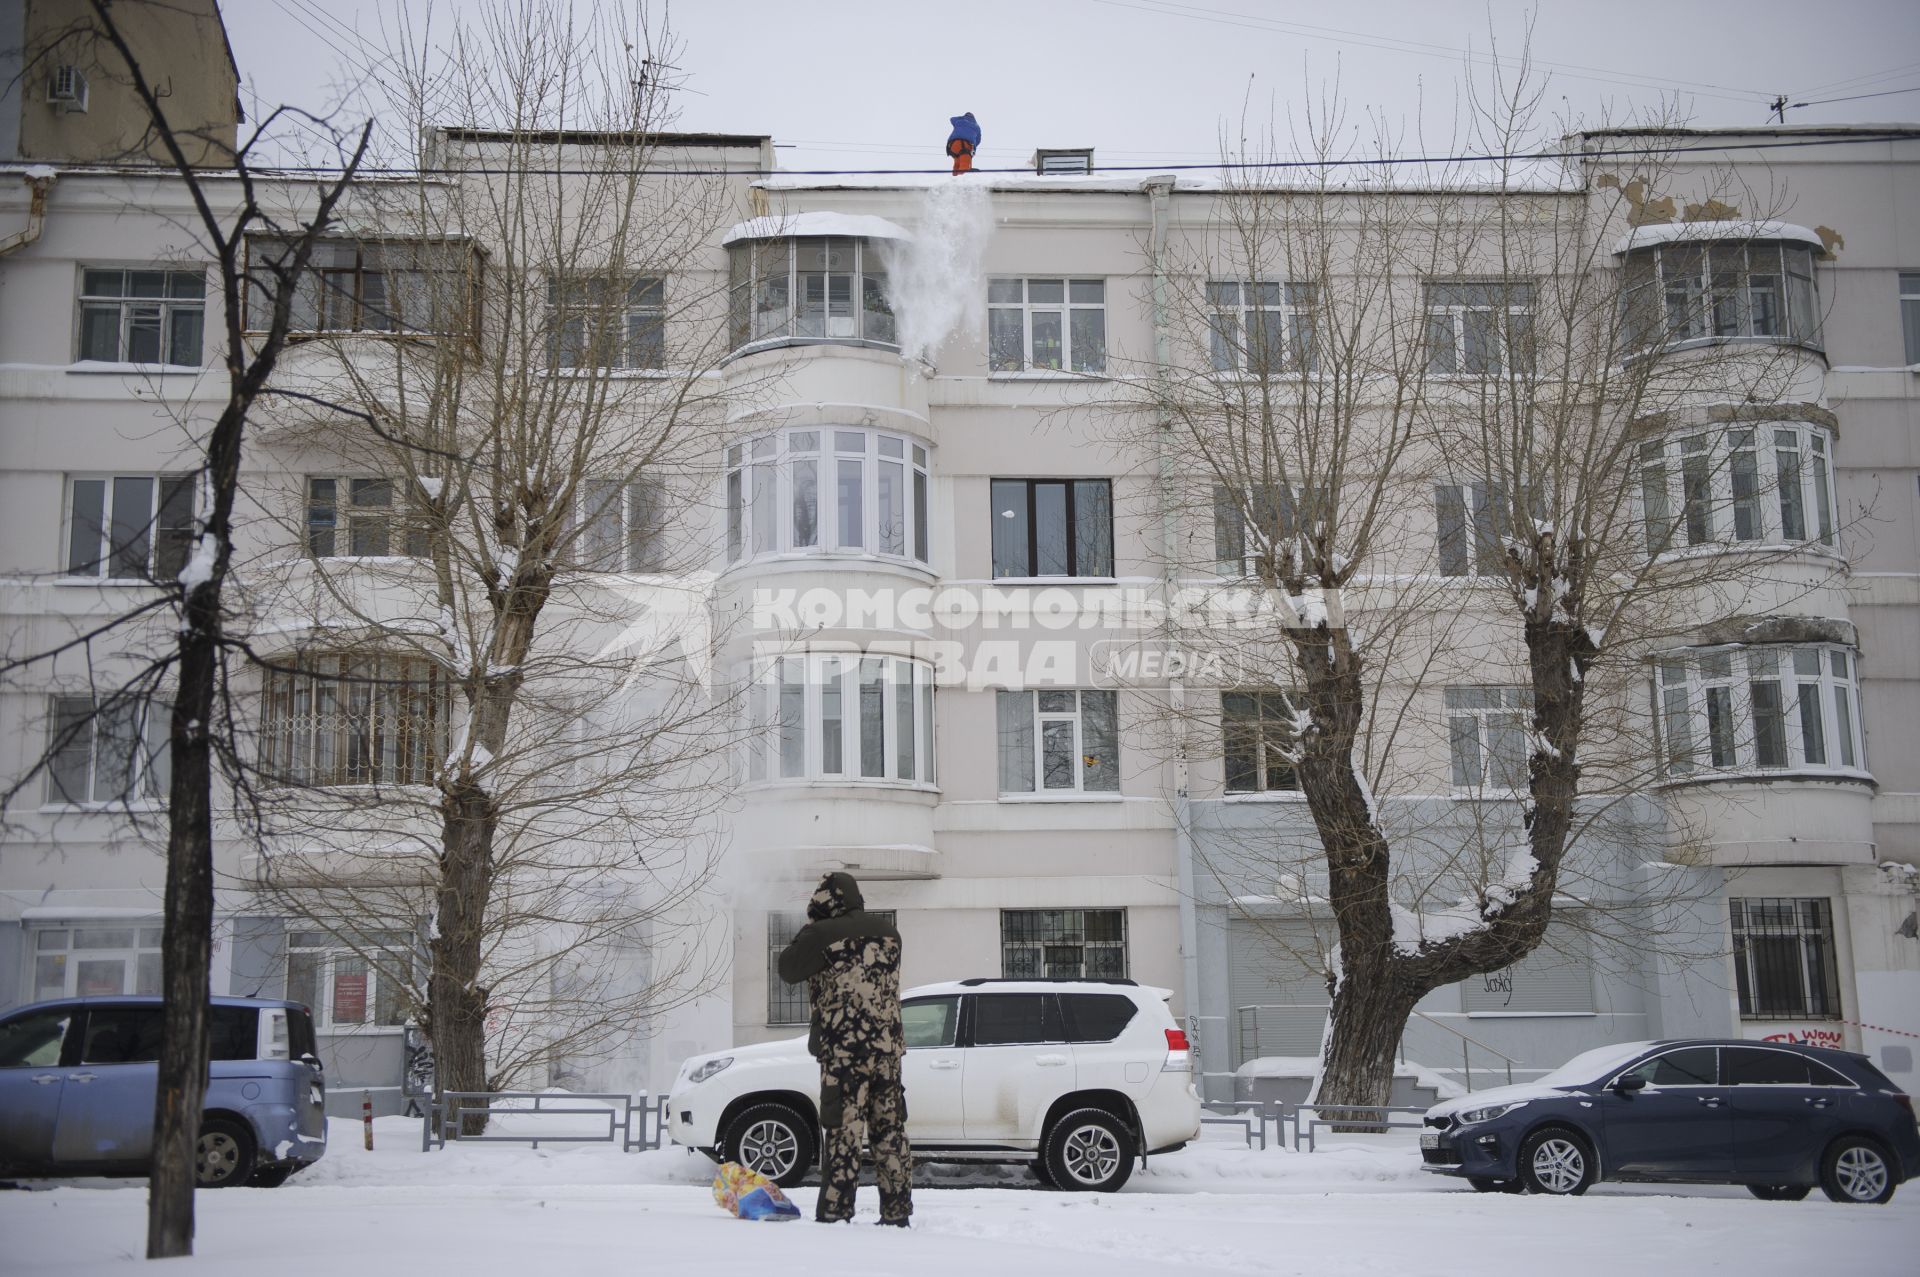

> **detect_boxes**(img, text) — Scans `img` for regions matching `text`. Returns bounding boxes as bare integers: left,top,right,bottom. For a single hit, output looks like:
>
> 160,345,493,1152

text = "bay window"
725,428,930,565
1637,424,1836,555
1655,645,1866,779
727,236,895,350
745,653,936,787
1621,238,1821,351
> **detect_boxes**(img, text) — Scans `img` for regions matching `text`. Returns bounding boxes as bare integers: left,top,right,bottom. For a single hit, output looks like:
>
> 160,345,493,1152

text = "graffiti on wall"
1761,1027,1845,1050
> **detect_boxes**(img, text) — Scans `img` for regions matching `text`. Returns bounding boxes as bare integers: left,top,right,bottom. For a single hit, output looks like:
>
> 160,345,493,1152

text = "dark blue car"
0,996,327,1187
1421,1039,1919,1203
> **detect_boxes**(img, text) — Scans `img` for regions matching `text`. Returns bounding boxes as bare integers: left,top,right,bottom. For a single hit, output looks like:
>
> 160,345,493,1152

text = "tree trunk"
1317,964,1418,1115
432,779,495,1136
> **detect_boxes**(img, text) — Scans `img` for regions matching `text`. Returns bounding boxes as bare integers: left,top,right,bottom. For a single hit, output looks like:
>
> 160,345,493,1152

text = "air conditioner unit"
48,65,90,113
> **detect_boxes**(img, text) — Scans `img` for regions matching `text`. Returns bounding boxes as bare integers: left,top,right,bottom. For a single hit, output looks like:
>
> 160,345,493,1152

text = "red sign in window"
332,972,368,1024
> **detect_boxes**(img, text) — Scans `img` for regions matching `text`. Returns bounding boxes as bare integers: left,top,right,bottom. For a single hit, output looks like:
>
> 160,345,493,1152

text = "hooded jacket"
776,872,905,1065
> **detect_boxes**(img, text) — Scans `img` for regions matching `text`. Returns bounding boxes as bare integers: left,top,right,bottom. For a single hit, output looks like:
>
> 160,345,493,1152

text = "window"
546,276,665,369
988,278,1106,373
1617,1046,1718,1087
1723,1046,1850,1087
1426,282,1533,375
1222,691,1300,794
997,690,1119,794
1636,425,1836,555
990,479,1113,578
902,996,960,1049
65,475,194,581
1212,483,1316,578
971,993,1066,1045
1434,481,1517,577
1621,240,1821,351
0,1009,72,1068
46,697,170,805
250,237,472,336
744,654,936,787
30,926,164,1000
727,236,894,349
286,930,412,1031
76,1004,256,1064
1061,993,1137,1043
259,653,449,788
77,268,204,365
306,477,427,558
1902,272,1920,366
725,429,930,565
1001,909,1128,978
1655,646,1865,779
1207,281,1315,374
1731,898,1841,1020
574,478,665,572
767,909,897,1026
1445,686,1532,791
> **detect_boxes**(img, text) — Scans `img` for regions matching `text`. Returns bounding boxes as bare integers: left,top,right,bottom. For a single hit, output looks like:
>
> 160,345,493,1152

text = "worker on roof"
946,112,981,175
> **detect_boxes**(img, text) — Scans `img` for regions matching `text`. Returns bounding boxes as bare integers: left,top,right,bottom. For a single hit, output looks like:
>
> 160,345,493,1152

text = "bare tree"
237,1,754,1130
1109,56,1838,1109
0,0,368,1255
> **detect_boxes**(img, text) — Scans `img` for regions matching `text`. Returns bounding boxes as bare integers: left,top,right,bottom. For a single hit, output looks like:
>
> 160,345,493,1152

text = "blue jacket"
947,113,981,149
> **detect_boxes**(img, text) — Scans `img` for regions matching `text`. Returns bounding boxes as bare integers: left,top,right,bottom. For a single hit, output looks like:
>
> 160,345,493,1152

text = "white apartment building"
3,116,1917,1110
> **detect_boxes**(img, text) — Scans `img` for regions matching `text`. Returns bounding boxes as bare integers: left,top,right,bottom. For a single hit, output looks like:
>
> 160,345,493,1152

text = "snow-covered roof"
722,211,911,245
755,159,1575,196
1613,219,1827,255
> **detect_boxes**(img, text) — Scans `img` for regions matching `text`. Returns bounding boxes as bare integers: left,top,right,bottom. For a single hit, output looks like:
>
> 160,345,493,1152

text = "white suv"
667,979,1202,1192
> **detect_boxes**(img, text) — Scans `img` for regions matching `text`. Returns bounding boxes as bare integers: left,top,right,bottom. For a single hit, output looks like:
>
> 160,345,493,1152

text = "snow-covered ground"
4,1115,1915,1275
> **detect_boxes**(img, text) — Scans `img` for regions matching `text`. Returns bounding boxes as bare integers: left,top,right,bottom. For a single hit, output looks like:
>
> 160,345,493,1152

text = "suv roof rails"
955,977,1139,987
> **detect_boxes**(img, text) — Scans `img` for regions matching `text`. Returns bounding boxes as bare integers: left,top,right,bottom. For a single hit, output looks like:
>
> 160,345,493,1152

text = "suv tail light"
1163,1027,1191,1073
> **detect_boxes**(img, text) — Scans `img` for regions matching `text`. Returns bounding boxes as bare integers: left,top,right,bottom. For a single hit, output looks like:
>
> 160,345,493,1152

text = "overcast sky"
227,0,1920,172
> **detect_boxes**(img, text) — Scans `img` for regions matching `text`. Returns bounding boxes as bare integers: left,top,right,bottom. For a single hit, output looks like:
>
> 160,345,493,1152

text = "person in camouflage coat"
776,871,911,1225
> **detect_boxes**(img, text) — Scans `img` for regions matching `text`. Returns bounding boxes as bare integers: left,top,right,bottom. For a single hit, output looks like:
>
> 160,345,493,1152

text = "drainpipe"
1143,175,1209,1094
0,167,57,258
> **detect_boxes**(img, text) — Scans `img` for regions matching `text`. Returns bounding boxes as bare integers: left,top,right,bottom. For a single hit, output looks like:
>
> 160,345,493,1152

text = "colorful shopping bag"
712,1161,802,1221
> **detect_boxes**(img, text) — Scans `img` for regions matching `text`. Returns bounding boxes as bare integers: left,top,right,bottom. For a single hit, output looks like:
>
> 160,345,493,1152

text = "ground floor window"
1730,897,1841,1020
767,909,895,1026
285,929,413,1031
30,925,163,1001
1001,909,1127,979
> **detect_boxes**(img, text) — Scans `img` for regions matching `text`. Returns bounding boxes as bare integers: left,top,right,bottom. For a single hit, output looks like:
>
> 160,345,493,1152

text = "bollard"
363,1090,374,1151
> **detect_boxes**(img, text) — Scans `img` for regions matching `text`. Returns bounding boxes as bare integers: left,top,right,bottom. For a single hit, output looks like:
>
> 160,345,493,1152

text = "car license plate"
1419,1132,1441,1150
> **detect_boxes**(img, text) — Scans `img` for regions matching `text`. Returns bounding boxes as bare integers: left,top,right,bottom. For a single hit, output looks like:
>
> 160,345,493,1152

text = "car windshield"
1536,1041,1661,1088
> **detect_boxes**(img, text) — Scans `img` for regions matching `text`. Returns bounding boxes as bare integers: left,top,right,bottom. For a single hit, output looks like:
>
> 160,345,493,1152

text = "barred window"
1001,909,1128,979
260,653,449,788
1730,898,1841,1020
767,909,896,1026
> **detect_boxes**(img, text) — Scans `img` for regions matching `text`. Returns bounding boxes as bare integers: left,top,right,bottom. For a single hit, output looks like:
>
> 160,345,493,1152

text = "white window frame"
545,274,666,370
76,267,206,366
988,278,1107,374
1206,280,1316,375
305,476,426,559
1623,241,1821,351
45,694,170,807
285,929,413,1033
725,428,931,566
996,689,1121,797
1445,685,1533,794
1655,644,1867,781
1212,483,1318,578
248,236,472,336
574,478,666,572
29,924,165,1002
1636,424,1837,556
1433,480,1514,578
727,236,896,350
743,652,936,789
1425,281,1534,376
1901,271,1920,367
63,474,196,582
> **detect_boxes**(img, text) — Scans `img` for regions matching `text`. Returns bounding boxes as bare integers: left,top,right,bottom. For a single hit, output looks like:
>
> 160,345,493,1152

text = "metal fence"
421,1091,668,1152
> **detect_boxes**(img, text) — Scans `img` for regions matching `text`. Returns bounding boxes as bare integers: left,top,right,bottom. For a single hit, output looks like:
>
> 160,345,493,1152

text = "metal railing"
1404,1009,1519,1093
1231,1003,1522,1094
1291,1103,1429,1152
421,1091,667,1152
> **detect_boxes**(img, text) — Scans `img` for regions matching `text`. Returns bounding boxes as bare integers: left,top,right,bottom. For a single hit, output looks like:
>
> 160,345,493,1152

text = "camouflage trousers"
816,1063,912,1223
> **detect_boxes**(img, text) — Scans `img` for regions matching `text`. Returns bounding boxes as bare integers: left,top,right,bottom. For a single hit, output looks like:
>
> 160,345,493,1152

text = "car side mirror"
1613,1074,1647,1094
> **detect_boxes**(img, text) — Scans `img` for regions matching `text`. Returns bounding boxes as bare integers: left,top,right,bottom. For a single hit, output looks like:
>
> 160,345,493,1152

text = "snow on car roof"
904,979,1167,1000
1536,1041,1662,1087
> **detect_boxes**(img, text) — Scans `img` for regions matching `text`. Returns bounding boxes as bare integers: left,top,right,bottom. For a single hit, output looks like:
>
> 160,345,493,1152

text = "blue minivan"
1422,1039,1920,1203
0,996,327,1187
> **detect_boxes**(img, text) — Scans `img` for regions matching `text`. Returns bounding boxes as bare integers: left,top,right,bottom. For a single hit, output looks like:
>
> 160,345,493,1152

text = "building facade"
3,93,1916,1108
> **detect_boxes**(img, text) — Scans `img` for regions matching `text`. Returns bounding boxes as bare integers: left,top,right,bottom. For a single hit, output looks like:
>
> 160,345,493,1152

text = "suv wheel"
1518,1127,1596,1197
1820,1136,1895,1204
721,1102,815,1189
1042,1108,1133,1193
196,1118,256,1188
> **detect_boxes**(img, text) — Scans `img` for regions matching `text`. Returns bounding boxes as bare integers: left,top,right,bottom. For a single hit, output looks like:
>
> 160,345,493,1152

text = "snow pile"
881,180,993,366
176,533,219,590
